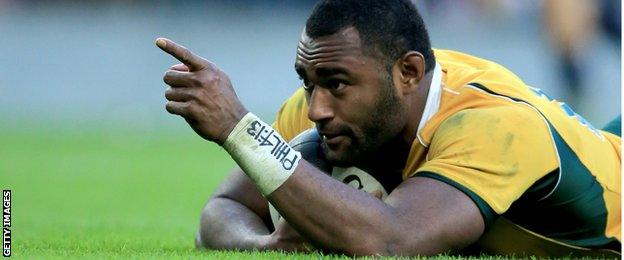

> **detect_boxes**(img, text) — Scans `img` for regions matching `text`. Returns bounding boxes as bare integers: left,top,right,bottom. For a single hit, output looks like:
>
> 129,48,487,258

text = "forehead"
296,27,369,72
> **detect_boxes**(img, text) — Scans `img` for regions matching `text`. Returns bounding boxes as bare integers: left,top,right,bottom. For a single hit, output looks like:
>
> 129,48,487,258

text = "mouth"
320,133,347,147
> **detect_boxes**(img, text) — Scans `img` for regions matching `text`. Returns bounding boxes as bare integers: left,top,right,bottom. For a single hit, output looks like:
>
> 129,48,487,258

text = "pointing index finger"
155,38,206,71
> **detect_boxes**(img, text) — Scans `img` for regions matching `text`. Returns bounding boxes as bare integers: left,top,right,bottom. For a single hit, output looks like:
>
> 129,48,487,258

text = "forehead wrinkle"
296,53,354,70
298,41,360,55
297,41,360,55
297,41,362,69
314,55,362,69
297,49,352,63
296,28,368,77
297,41,335,53
297,56,361,78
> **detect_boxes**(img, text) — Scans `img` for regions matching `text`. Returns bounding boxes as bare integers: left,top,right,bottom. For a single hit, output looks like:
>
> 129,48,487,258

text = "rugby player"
156,0,621,257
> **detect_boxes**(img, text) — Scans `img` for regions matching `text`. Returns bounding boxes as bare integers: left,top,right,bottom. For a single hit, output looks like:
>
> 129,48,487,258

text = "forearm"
267,161,404,255
222,114,407,255
197,196,271,250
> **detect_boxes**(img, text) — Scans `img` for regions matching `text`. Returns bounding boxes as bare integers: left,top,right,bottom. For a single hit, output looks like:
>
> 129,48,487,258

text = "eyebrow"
316,67,349,77
294,64,350,82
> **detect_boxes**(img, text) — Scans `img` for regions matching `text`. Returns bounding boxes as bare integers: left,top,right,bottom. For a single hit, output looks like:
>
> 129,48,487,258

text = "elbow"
195,225,226,251
194,201,219,250
195,202,210,250
195,230,205,249
195,224,214,250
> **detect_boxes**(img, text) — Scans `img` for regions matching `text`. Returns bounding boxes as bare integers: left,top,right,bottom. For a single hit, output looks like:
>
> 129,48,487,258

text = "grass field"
2,124,506,259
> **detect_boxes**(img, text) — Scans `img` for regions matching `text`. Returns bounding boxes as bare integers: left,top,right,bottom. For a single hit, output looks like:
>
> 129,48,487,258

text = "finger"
165,87,196,102
165,101,190,117
163,70,192,87
155,38,206,71
169,63,189,72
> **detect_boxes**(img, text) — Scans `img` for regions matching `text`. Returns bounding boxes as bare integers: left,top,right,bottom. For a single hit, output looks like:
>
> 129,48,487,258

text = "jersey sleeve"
413,106,559,225
271,87,314,142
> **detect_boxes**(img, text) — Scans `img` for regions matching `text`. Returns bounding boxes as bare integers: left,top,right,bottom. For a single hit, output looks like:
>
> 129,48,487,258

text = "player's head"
295,0,434,166
305,0,434,74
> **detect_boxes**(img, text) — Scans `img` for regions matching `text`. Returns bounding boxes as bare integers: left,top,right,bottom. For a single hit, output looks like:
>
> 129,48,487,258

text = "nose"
307,87,335,124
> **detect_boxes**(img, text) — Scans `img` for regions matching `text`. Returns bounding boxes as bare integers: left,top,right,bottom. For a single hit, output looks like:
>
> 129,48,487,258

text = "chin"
321,143,358,167
326,157,355,168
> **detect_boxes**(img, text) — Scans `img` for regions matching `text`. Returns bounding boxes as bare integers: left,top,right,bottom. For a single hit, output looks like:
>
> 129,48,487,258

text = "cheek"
343,85,379,117
338,92,378,136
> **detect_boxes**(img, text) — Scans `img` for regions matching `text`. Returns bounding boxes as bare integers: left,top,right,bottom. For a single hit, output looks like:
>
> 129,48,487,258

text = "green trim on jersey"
467,82,620,250
541,125,619,248
507,124,619,250
416,172,497,227
602,115,621,137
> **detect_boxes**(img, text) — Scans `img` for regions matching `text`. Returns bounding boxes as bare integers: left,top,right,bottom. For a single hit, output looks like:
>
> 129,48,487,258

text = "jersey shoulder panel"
434,49,527,94
415,105,559,215
271,87,314,142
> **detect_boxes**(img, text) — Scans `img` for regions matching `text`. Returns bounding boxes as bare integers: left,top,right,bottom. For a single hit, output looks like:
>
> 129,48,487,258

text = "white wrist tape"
224,112,301,195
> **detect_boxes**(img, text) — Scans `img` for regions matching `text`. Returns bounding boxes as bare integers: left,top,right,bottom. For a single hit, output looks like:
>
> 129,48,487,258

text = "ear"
394,51,425,95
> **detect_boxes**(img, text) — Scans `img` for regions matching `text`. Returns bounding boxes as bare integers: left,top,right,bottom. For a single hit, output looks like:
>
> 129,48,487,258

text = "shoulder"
418,106,559,214
434,49,527,93
433,105,551,148
429,106,556,162
272,87,314,142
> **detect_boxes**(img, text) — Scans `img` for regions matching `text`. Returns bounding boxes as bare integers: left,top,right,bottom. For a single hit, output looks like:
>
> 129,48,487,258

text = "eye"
326,79,347,91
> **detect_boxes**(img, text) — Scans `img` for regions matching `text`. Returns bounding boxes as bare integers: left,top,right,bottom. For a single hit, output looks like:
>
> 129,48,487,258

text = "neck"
357,134,411,170
400,70,434,147
355,135,410,191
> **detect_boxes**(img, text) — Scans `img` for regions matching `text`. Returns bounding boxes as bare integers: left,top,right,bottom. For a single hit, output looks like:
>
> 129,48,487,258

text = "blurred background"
0,0,620,257
1,0,620,130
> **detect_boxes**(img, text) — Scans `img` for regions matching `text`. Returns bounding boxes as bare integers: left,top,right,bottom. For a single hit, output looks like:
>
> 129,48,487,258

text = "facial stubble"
328,72,406,168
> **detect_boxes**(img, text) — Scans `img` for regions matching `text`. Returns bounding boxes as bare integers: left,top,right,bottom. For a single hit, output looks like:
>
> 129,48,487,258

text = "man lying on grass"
155,0,621,257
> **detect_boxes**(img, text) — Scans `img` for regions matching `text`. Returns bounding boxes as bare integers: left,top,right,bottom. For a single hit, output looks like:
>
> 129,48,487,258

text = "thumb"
169,63,190,72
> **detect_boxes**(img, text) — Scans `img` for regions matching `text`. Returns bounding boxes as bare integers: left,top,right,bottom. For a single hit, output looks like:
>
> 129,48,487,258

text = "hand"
267,219,314,253
156,38,248,144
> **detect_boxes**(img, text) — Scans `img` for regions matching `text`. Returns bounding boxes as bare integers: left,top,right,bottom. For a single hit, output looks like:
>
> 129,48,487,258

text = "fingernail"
155,38,166,48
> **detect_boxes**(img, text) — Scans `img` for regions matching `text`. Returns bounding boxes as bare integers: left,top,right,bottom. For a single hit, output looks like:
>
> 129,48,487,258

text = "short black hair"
305,0,435,73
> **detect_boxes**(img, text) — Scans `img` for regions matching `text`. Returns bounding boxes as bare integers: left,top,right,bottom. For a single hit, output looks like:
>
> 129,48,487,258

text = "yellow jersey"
271,49,621,257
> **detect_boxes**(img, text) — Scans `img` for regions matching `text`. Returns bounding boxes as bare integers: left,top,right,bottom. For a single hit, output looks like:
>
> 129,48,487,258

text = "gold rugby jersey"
271,49,621,257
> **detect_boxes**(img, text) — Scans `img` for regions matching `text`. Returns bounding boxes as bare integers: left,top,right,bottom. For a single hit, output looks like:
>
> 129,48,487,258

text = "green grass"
1,124,502,259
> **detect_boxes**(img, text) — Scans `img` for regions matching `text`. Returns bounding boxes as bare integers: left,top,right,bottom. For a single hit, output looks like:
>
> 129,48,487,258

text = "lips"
319,131,339,140
318,124,352,147
320,133,346,147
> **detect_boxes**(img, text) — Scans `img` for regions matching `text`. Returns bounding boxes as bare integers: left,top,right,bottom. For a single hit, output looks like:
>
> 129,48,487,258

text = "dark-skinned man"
156,0,621,257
